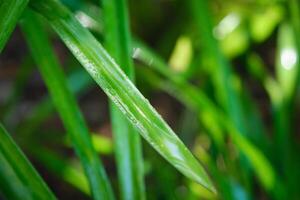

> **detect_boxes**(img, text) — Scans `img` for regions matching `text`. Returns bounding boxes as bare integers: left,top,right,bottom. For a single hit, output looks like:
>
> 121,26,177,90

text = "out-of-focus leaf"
276,23,298,101
250,5,284,42
0,0,28,52
168,35,193,72
214,13,249,58
0,123,56,200
273,22,298,198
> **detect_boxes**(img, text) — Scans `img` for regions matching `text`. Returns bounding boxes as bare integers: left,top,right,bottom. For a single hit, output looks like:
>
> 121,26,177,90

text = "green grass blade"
30,0,216,193
0,123,56,200
102,0,145,199
142,67,276,191
132,40,276,191
20,10,114,200
102,0,135,80
132,40,225,148
0,0,28,52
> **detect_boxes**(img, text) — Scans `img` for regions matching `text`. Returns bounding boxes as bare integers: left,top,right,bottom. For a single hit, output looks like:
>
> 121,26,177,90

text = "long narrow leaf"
101,0,145,199
20,10,114,200
30,0,216,193
0,123,56,200
0,0,28,52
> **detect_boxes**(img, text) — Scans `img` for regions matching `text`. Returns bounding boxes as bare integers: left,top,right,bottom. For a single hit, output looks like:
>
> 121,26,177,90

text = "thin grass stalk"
0,123,56,200
29,0,216,193
20,10,114,200
0,0,28,52
101,0,145,199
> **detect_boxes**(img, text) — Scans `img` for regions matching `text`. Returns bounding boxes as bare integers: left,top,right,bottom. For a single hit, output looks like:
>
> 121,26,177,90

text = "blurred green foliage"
0,0,300,199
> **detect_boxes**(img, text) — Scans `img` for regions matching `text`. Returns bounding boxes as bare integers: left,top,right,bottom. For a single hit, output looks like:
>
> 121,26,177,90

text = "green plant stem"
101,0,145,199
20,10,114,200
0,0,28,52
0,123,56,200
29,0,216,193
